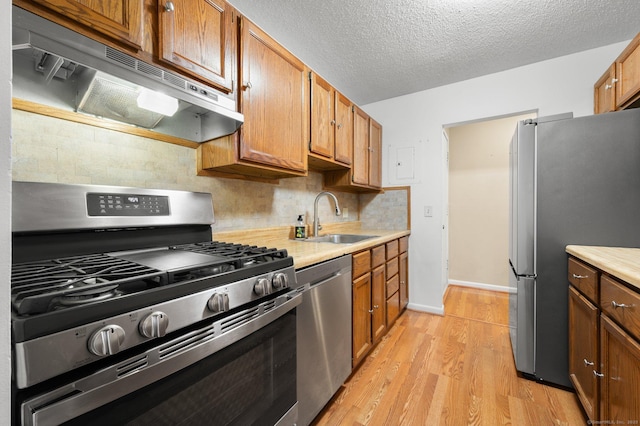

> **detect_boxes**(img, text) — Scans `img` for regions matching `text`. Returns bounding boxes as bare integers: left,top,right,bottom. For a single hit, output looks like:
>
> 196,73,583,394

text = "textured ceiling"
227,0,640,105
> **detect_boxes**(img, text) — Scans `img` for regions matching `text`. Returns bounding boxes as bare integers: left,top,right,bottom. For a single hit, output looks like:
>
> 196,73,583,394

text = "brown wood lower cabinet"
568,255,640,423
600,315,640,422
568,286,599,420
352,237,409,368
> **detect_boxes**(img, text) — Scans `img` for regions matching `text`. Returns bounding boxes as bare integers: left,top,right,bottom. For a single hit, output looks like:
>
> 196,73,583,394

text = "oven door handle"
22,292,302,426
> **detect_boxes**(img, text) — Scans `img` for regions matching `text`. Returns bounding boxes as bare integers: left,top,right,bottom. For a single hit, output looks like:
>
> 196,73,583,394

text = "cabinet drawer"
386,240,399,260
386,274,399,297
568,257,598,302
353,250,371,278
386,258,398,279
601,275,640,341
371,245,386,268
399,236,408,254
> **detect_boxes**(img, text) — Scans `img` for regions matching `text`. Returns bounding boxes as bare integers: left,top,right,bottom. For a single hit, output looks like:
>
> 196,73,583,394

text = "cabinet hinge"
308,71,312,81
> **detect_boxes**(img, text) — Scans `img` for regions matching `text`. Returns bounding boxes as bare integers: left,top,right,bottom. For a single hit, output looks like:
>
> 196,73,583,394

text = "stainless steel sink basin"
301,234,379,244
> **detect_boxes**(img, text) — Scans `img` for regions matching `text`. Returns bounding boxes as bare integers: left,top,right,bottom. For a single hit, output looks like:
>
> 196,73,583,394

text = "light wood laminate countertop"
566,245,640,290
214,222,410,270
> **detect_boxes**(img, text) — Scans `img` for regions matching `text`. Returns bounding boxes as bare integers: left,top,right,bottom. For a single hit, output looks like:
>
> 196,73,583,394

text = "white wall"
363,41,628,313
1,0,12,423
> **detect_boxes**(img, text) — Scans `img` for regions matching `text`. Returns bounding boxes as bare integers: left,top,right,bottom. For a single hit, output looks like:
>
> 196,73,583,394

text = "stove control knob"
207,293,230,313
271,272,289,290
88,325,126,356
254,277,271,296
139,311,169,338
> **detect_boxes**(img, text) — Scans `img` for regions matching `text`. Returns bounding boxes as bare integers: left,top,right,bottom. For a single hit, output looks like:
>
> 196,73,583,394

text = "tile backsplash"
11,110,408,231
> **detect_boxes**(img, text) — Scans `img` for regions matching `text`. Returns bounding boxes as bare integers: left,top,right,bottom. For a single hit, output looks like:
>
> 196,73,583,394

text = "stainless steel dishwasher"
295,255,352,426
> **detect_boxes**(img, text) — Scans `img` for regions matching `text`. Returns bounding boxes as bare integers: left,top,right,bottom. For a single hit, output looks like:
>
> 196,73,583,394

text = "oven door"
19,293,300,426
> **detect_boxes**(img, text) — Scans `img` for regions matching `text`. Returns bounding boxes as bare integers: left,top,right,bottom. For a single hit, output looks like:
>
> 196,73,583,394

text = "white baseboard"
448,279,515,294
407,302,444,316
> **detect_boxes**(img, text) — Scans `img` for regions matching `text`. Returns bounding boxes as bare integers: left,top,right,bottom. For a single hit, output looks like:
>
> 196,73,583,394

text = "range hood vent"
12,6,243,143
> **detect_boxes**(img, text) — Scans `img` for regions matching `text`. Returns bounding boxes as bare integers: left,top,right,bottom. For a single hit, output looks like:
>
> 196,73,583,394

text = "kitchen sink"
301,234,379,244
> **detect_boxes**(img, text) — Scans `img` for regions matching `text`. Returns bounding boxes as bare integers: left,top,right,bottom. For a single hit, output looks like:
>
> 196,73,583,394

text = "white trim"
407,302,444,316
448,279,514,294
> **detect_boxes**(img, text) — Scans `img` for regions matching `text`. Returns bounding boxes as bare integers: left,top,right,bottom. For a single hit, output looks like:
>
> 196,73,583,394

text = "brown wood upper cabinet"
198,16,309,180
15,0,143,49
594,32,640,113
158,0,235,92
309,72,352,170
352,109,382,189
594,64,616,114
237,17,308,174
323,106,382,192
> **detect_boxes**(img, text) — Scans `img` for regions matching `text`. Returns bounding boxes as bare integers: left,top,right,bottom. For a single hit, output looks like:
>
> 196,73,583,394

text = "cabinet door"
334,92,352,165
594,65,616,114
399,251,409,310
353,273,372,368
310,73,334,159
239,19,308,173
371,264,386,344
369,118,382,188
616,34,640,109
568,286,599,421
159,0,234,92
25,0,143,48
600,315,640,422
352,106,370,185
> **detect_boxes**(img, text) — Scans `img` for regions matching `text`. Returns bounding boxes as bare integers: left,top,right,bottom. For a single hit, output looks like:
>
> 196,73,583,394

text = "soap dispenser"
294,215,306,239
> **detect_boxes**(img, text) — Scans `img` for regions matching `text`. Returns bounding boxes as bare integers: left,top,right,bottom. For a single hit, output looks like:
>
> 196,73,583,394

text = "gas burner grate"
11,254,167,315
174,241,289,266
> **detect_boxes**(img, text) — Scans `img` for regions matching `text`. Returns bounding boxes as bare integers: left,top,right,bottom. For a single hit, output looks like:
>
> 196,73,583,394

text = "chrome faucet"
313,191,341,236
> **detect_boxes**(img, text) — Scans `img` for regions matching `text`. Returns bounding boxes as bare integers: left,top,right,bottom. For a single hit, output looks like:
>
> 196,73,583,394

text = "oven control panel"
87,193,170,216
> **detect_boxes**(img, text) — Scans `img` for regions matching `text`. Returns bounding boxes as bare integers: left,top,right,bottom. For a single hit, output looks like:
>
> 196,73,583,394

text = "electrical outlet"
424,206,433,217
343,207,349,219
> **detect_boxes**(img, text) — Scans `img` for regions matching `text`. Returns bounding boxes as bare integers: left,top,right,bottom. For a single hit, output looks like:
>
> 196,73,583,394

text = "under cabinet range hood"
11,6,243,142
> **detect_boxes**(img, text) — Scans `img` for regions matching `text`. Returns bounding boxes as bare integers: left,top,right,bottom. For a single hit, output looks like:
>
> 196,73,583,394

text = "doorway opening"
443,112,536,294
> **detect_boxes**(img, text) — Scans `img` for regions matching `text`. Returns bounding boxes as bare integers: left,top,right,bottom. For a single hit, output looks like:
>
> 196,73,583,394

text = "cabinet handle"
337,123,343,129
612,301,631,309
572,273,588,279
164,1,175,12
373,305,379,309
242,81,252,90
583,358,594,367
611,78,618,83
593,371,604,378
330,120,336,126
368,309,374,314
605,84,611,90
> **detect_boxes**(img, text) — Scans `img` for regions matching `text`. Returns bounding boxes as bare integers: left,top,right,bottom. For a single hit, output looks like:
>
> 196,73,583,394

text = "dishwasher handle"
297,270,345,292
295,255,352,290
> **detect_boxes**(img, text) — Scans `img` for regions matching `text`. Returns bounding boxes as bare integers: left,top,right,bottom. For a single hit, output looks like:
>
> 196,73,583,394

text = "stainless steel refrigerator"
508,108,640,388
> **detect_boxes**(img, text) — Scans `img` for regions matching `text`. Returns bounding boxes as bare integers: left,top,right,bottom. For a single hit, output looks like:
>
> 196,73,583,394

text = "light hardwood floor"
313,286,587,425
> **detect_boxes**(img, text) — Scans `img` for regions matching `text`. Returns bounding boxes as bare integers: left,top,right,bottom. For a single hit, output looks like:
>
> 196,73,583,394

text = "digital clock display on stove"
86,193,170,216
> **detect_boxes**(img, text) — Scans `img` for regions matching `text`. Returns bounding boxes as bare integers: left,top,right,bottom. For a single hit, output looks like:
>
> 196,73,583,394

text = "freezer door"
509,269,535,375
509,120,536,276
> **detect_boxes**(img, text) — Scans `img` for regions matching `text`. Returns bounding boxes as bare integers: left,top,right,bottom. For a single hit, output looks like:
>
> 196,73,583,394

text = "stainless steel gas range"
11,181,300,426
